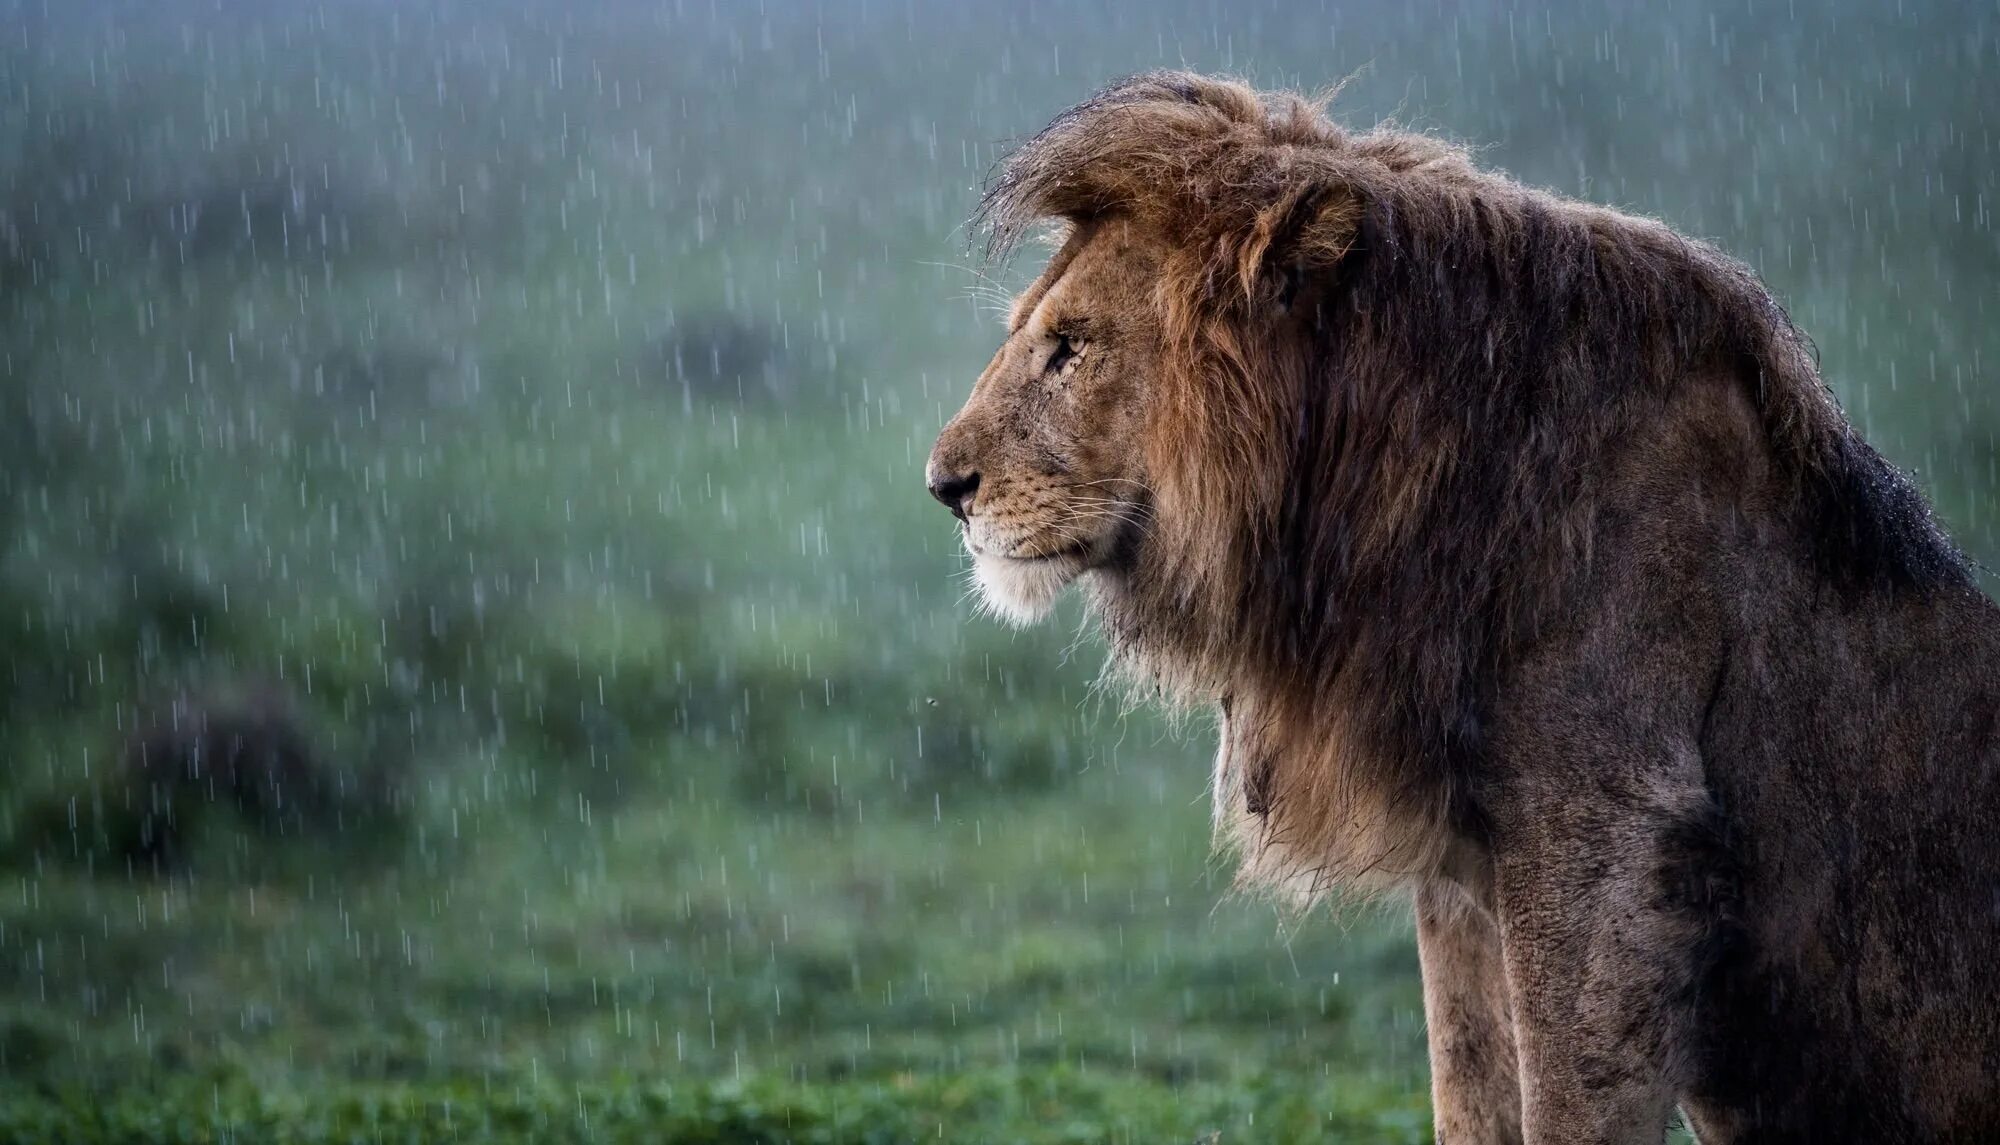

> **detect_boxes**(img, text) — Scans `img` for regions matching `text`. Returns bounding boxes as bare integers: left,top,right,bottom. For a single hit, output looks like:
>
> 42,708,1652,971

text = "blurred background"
0,1,1991,1140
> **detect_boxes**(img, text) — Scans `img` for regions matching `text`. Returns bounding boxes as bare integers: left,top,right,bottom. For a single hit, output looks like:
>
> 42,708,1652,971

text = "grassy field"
0,363,1435,1137
0,2,1991,1141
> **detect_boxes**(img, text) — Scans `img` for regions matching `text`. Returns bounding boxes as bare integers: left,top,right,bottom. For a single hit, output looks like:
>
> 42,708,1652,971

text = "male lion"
925,73,2000,1143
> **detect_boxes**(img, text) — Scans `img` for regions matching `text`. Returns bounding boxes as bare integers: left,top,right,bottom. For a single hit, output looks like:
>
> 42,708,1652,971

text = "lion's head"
925,219,1168,627
927,72,1963,897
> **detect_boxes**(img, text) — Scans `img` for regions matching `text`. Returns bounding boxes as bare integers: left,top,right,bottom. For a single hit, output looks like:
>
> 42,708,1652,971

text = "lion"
925,72,2000,1143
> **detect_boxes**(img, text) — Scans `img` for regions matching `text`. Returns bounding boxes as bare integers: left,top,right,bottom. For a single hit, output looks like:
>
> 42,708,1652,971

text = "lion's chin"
971,551,1085,627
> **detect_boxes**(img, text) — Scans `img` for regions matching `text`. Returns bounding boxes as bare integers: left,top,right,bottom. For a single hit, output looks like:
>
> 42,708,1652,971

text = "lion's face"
926,220,1168,624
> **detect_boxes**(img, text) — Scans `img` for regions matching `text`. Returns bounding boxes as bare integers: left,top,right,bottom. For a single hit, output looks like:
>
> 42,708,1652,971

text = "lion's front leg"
1416,881,1524,1145
1486,769,1712,1145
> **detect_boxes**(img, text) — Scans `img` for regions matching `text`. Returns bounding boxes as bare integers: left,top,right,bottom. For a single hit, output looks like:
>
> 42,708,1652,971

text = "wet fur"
946,71,2000,1141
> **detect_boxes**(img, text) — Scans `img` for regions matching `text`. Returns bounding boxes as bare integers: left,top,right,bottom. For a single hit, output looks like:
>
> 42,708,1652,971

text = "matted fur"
972,72,1965,897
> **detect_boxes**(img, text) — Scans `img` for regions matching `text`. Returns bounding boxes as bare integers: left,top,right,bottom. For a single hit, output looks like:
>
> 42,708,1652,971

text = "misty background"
0,1,1992,1139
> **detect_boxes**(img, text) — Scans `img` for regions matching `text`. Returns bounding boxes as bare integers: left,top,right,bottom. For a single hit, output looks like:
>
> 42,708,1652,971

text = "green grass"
0,1070,1433,1145
0,658,1431,1132
0,315,1433,1137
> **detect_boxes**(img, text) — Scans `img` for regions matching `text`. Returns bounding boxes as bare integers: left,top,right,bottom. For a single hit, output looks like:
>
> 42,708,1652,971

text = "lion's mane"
977,72,1966,895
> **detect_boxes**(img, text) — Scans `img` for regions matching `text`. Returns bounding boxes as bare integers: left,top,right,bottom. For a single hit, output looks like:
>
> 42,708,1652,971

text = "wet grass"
0,260,1433,1139
0,1069,1434,1144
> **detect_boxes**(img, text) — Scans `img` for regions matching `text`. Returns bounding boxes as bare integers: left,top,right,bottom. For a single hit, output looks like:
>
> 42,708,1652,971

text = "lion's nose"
927,470,980,522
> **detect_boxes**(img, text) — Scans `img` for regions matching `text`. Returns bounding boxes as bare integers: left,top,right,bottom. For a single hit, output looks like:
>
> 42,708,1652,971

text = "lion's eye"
1047,333,1083,374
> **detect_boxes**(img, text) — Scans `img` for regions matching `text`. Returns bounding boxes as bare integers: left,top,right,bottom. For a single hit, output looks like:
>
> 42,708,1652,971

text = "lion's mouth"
963,532,1096,564
1012,541,1091,563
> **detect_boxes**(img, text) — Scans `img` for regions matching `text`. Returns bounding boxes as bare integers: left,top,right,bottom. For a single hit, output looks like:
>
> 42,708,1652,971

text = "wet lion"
926,72,2000,1143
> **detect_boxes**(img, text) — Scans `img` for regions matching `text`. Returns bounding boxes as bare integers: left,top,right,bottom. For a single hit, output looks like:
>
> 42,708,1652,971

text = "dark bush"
1,678,405,874
650,313,792,405
122,680,339,842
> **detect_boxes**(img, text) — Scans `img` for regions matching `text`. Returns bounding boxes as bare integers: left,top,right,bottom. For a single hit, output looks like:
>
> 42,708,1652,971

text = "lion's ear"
1239,186,1361,310
1295,189,1361,268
